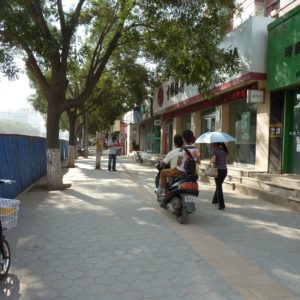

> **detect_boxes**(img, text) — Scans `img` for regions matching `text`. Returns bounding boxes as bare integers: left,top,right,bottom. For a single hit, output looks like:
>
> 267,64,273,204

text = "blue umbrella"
195,131,236,143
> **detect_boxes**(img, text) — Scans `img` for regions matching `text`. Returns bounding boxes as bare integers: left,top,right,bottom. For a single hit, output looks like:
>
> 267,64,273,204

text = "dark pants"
212,169,227,209
108,154,117,171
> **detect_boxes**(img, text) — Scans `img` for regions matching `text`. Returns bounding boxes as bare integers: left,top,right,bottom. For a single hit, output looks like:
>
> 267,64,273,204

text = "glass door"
291,92,300,174
200,109,216,159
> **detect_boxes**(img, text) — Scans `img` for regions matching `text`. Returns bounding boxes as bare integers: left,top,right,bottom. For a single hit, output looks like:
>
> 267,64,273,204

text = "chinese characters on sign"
289,131,300,136
270,124,282,138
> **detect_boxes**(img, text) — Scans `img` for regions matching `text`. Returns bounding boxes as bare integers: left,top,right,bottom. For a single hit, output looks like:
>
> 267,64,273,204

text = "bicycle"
0,180,20,280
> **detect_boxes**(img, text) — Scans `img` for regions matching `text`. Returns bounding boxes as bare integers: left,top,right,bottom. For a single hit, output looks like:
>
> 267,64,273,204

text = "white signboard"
154,119,161,126
247,90,264,103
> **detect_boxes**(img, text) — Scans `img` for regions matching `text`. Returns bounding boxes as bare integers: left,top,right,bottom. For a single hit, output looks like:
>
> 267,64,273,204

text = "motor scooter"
155,162,199,224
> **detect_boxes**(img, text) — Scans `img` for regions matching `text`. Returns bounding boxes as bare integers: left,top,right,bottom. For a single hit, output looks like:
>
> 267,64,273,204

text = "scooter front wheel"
0,239,11,280
177,207,188,224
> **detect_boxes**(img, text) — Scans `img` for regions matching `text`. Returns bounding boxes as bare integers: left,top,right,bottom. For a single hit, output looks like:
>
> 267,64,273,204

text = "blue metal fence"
0,134,68,199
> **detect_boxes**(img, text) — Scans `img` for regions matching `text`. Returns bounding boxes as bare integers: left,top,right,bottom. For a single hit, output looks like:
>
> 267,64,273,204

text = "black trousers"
108,154,117,171
212,169,227,209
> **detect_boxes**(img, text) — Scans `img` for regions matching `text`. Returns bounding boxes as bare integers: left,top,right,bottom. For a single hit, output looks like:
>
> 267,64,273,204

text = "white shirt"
108,140,118,155
163,148,181,169
177,146,200,172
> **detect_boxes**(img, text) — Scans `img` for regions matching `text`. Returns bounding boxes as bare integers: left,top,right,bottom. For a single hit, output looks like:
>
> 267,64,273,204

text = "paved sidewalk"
1,155,300,300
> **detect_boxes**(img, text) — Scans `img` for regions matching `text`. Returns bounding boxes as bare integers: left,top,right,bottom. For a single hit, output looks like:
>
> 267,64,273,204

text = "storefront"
267,5,300,174
160,85,264,167
147,15,271,170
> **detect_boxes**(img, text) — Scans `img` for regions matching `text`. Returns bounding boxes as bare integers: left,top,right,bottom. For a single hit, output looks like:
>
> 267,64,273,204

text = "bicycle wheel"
0,239,11,280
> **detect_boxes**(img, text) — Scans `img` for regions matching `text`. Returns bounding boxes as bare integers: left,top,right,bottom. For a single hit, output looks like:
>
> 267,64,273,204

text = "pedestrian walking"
211,142,228,210
108,136,118,171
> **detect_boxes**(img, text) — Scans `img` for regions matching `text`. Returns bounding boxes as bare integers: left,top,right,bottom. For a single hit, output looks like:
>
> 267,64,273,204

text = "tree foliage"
0,0,238,188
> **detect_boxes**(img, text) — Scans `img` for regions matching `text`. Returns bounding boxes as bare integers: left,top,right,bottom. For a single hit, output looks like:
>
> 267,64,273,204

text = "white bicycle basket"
0,198,20,231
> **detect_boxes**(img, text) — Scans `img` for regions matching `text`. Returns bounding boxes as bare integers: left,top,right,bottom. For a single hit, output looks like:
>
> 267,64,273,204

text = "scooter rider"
157,134,183,193
160,130,200,197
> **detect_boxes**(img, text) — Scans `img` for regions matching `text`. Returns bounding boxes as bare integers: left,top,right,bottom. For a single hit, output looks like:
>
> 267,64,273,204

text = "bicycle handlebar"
0,179,16,185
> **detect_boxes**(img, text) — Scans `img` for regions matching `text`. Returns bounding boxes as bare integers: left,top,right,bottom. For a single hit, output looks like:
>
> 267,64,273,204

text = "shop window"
284,45,293,57
182,114,192,131
295,41,300,55
232,101,257,165
200,109,216,160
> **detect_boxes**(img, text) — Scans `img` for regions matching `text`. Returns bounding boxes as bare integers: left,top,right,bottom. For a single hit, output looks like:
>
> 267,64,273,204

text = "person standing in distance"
211,142,228,210
108,136,118,171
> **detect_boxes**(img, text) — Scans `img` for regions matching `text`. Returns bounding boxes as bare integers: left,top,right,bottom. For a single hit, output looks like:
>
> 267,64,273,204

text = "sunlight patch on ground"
227,203,286,212
17,235,41,248
227,214,300,240
136,207,156,211
273,268,300,282
132,216,161,228
42,197,116,215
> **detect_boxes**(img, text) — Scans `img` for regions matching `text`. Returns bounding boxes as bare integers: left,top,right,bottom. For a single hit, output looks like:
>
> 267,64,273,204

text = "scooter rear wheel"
177,207,188,224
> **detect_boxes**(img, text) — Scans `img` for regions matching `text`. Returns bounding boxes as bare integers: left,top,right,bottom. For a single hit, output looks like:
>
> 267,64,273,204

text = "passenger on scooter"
160,129,200,197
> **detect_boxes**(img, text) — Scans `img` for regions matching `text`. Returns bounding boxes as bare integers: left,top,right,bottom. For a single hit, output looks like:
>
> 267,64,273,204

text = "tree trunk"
95,131,103,169
46,101,69,190
67,110,77,168
68,145,76,168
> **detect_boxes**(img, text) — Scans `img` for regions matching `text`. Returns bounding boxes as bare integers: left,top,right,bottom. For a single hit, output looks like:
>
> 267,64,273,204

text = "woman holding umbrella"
211,142,228,210
196,131,235,210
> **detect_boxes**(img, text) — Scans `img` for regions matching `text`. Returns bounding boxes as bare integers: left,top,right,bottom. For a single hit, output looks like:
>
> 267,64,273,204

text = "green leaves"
1,0,238,128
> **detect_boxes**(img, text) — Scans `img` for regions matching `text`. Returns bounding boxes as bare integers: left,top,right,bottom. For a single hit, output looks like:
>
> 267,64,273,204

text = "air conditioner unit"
270,9,278,17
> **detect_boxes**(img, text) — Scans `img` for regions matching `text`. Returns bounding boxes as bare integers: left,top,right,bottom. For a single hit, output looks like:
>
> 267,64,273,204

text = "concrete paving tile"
94,274,116,285
42,271,63,282
63,270,84,280
95,292,122,300
144,286,168,298
72,276,95,287
60,285,84,298
142,264,162,272
106,281,129,293
50,278,73,289
198,291,240,300
84,268,105,278
83,284,106,295
73,295,98,300
164,284,188,297
187,282,211,295
55,264,75,273
36,287,60,300
105,266,124,276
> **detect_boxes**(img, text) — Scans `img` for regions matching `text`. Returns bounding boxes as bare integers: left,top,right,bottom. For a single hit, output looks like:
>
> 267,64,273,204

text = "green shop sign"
267,5,300,91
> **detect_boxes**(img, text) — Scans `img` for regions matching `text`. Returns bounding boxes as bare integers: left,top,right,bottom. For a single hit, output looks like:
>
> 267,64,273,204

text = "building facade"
267,5,300,174
137,1,300,175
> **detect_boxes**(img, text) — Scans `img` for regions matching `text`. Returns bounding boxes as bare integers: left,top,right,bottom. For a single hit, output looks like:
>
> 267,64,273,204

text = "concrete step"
199,175,236,190
235,183,300,212
249,173,300,190
226,174,242,184
241,177,300,198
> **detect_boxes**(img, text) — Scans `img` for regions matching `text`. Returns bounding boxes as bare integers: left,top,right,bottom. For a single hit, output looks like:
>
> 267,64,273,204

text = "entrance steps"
199,161,300,212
